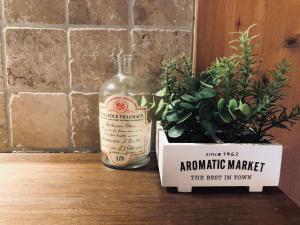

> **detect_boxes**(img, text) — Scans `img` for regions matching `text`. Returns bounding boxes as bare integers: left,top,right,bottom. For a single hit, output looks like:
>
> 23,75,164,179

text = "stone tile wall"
0,0,194,152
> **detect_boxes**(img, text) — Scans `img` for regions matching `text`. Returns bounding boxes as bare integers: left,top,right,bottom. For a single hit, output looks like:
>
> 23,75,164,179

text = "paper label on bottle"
99,95,149,166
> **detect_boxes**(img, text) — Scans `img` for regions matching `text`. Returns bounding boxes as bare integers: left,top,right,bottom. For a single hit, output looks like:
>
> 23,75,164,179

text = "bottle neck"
117,54,134,77
125,55,134,76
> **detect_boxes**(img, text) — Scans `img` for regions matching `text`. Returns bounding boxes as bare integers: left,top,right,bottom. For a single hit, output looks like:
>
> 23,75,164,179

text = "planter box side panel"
157,125,283,191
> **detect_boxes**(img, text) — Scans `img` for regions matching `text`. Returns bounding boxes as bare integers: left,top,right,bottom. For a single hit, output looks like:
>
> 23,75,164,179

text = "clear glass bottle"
99,54,152,169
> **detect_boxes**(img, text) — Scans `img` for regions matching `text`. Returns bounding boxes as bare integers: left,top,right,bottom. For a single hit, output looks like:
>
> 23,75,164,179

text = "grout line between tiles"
69,92,76,149
9,92,67,96
64,0,74,151
0,0,12,148
70,91,99,95
131,27,192,32
0,90,100,94
2,23,192,32
128,0,134,53
68,27,128,31
5,22,127,29
132,26,192,32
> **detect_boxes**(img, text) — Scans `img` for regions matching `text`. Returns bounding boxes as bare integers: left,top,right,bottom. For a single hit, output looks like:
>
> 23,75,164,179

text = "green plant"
145,25,300,143
142,54,219,143
204,25,300,143
161,57,219,142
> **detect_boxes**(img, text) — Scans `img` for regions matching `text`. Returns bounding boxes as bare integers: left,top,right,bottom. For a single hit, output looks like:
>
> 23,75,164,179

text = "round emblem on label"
113,99,128,114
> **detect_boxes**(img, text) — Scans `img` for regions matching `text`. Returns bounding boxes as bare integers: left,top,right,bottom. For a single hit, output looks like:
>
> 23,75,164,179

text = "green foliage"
205,25,300,143
144,25,300,143
148,54,218,142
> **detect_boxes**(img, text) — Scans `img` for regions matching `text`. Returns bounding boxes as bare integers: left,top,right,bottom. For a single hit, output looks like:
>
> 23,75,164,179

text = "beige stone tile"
5,29,67,91
69,29,128,92
4,0,65,24
133,0,193,27
0,93,8,150
68,0,128,25
132,30,192,86
11,93,69,148
71,93,99,148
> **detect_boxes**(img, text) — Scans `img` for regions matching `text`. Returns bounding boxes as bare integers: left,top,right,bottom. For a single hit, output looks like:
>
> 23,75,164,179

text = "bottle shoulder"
99,74,151,96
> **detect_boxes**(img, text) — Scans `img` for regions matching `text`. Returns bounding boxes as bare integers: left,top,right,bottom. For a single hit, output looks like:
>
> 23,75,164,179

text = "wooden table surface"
0,153,299,225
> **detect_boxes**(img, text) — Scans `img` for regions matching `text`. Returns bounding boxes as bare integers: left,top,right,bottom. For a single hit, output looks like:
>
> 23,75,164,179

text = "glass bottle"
99,54,152,169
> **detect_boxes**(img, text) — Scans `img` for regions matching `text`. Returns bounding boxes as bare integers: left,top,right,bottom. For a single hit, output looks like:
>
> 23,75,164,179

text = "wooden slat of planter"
0,153,299,225
193,0,300,206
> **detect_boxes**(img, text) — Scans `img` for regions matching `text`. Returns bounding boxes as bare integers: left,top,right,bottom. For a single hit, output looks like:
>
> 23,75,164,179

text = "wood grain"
194,0,300,206
0,153,299,225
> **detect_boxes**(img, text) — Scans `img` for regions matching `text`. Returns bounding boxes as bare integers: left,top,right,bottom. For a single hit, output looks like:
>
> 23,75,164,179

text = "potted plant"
144,26,300,192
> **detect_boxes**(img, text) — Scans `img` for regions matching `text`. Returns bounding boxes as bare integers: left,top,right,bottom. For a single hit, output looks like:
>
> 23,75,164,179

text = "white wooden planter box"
156,122,283,192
